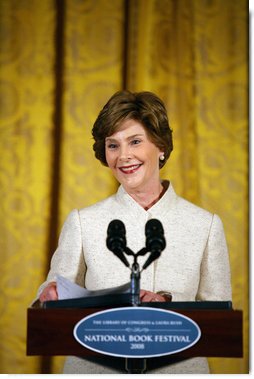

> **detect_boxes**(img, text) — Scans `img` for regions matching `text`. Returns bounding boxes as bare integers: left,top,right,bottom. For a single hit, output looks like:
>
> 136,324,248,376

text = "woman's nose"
119,145,131,161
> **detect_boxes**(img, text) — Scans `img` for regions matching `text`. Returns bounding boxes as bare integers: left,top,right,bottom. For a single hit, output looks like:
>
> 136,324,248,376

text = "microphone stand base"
125,358,147,374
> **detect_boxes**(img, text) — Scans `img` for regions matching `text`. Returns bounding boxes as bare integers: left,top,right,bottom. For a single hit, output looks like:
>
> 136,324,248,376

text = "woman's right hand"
39,281,58,302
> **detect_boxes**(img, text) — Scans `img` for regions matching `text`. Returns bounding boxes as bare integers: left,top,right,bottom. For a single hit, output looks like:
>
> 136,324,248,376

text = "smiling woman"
35,90,232,374
95,91,173,208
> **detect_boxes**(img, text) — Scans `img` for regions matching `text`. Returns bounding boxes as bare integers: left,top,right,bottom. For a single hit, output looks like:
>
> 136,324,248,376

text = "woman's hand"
140,289,166,302
39,281,58,302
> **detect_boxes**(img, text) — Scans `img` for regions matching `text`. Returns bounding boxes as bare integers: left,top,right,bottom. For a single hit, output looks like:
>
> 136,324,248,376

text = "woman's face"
105,119,163,193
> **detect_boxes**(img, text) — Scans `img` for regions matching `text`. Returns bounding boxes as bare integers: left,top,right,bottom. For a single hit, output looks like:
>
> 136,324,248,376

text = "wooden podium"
27,303,243,360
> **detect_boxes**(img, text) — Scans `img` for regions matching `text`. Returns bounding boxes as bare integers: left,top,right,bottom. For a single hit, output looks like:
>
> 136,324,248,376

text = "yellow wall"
0,0,248,374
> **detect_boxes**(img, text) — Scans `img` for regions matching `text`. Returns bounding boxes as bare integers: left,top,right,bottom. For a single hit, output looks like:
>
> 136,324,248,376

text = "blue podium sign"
73,307,201,358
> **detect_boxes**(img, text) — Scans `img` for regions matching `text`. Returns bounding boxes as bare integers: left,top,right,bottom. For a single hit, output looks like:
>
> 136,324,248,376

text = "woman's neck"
126,182,166,210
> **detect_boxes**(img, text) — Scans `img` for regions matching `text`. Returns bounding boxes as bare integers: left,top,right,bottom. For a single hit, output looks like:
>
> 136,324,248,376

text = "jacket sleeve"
196,214,232,301
36,209,86,298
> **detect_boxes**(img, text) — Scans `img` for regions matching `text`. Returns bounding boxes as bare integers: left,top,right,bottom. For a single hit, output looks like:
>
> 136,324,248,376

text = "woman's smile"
118,163,143,174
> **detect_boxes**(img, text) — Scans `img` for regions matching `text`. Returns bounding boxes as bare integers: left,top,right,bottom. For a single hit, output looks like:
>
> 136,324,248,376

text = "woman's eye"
131,139,141,145
107,143,118,150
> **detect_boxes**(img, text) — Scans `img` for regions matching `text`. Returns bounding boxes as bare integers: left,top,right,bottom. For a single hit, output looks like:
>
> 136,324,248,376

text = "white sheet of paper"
56,275,131,300
56,275,91,300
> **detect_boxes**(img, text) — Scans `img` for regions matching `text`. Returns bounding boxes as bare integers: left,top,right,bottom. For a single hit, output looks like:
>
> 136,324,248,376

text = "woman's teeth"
119,164,141,173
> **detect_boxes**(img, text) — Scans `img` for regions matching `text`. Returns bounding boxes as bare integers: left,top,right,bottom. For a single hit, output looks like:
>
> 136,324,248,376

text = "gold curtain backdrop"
0,0,248,374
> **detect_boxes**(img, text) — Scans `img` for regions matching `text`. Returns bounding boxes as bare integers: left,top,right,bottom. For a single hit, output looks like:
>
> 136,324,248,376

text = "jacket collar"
115,180,178,220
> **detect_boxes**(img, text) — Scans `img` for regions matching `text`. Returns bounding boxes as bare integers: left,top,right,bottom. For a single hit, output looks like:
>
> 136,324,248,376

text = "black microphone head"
107,219,126,237
145,219,166,252
107,220,126,251
142,219,166,270
145,218,164,237
106,220,129,267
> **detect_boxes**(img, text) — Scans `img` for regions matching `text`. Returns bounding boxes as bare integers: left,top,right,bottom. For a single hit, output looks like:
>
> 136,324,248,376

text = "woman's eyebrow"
106,133,144,142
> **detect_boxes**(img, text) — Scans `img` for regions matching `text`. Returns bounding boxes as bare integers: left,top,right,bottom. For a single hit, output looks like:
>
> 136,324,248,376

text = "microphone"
142,219,166,270
106,220,130,267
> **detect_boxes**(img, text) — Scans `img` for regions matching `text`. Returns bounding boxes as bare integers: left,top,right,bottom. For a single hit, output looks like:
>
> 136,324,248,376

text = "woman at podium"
36,91,232,374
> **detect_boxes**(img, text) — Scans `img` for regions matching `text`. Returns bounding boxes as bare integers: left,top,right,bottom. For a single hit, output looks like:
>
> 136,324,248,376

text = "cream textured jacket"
37,181,232,374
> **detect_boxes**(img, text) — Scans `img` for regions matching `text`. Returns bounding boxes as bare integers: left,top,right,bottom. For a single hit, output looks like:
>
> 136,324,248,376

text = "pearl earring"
159,154,165,161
